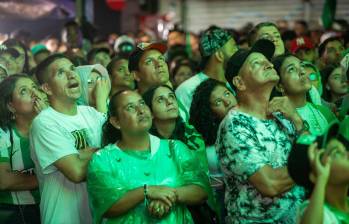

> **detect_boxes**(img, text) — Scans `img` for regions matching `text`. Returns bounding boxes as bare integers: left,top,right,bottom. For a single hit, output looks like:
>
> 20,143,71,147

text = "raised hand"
308,143,331,183
95,77,111,102
33,90,49,114
268,96,297,120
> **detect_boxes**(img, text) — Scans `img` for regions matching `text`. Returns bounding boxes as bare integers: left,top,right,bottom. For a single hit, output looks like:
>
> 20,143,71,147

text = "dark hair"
35,54,68,85
102,89,133,146
287,144,314,194
69,55,88,67
171,59,196,83
248,22,279,46
270,53,300,98
319,37,343,57
271,53,294,78
142,85,174,111
87,48,110,64
0,74,32,130
106,54,129,76
321,65,339,102
281,30,297,42
189,79,226,145
167,44,189,65
142,85,187,141
3,39,30,74
295,20,308,28
64,20,80,28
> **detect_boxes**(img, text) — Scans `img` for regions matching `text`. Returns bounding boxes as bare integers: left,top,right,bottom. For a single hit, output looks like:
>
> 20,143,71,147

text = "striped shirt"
0,126,39,205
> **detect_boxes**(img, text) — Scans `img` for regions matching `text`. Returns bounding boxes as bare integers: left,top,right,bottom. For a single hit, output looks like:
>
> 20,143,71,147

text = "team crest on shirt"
71,129,89,150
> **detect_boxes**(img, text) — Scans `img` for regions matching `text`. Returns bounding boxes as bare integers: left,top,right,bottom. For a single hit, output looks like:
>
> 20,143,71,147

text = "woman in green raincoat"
87,89,210,224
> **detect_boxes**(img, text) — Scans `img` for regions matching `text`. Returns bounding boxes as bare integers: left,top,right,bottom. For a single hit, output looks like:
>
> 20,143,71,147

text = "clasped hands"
146,186,178,219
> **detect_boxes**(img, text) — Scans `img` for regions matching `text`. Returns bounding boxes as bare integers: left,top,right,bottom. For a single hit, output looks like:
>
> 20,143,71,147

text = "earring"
11,113,16,120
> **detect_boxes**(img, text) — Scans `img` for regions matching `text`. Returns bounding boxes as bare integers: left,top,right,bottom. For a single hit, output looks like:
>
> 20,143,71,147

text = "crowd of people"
0,18,349,224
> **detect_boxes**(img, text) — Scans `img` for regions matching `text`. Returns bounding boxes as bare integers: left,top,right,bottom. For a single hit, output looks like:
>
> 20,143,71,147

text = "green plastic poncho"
87,134,210,224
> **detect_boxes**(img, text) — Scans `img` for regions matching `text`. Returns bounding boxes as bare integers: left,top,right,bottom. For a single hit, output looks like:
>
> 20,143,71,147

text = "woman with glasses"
76,64,111,113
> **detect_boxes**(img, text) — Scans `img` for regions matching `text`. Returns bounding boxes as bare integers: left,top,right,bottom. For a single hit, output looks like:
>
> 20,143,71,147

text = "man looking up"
128,42,170,95
248,22,285,57
217,39,306,223
317,33,345,70
30,54,106,224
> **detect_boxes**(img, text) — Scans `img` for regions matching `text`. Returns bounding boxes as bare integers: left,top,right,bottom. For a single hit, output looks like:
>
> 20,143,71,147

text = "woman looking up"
0,74,47,223
87,89,209,224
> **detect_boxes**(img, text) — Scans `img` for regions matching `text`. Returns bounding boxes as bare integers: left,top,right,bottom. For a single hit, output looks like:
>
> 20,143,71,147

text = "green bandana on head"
199,27,231,57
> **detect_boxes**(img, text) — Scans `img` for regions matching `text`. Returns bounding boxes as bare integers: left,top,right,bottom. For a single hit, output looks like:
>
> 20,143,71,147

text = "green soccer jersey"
0,126,40,205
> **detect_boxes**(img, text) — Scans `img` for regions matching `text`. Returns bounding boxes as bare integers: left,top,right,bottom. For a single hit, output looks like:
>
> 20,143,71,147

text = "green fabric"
14,127,40,204
0,126,40,205
149,119,215,211
325,198,349,224
339,116,349,142
0,157,10,162
313,103,338,124
177,99,189,122
338,96,349,121
14,127,35,170
149,118,208,173
322,0,337,29
87,136,210,224
0,145,14,205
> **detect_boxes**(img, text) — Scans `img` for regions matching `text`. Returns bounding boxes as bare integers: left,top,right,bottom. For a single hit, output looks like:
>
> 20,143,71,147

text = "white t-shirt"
175,72,208,121
30,106,106,224
297,199,349,224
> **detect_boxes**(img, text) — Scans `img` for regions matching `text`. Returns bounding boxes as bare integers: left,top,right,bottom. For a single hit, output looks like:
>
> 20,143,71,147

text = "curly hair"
189,78,226,146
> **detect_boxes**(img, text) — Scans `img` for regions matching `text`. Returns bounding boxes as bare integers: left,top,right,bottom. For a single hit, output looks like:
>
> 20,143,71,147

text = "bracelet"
143,184,148,206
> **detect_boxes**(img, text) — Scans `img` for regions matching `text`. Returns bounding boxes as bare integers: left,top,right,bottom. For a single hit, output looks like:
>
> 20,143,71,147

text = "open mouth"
68,82,79,89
